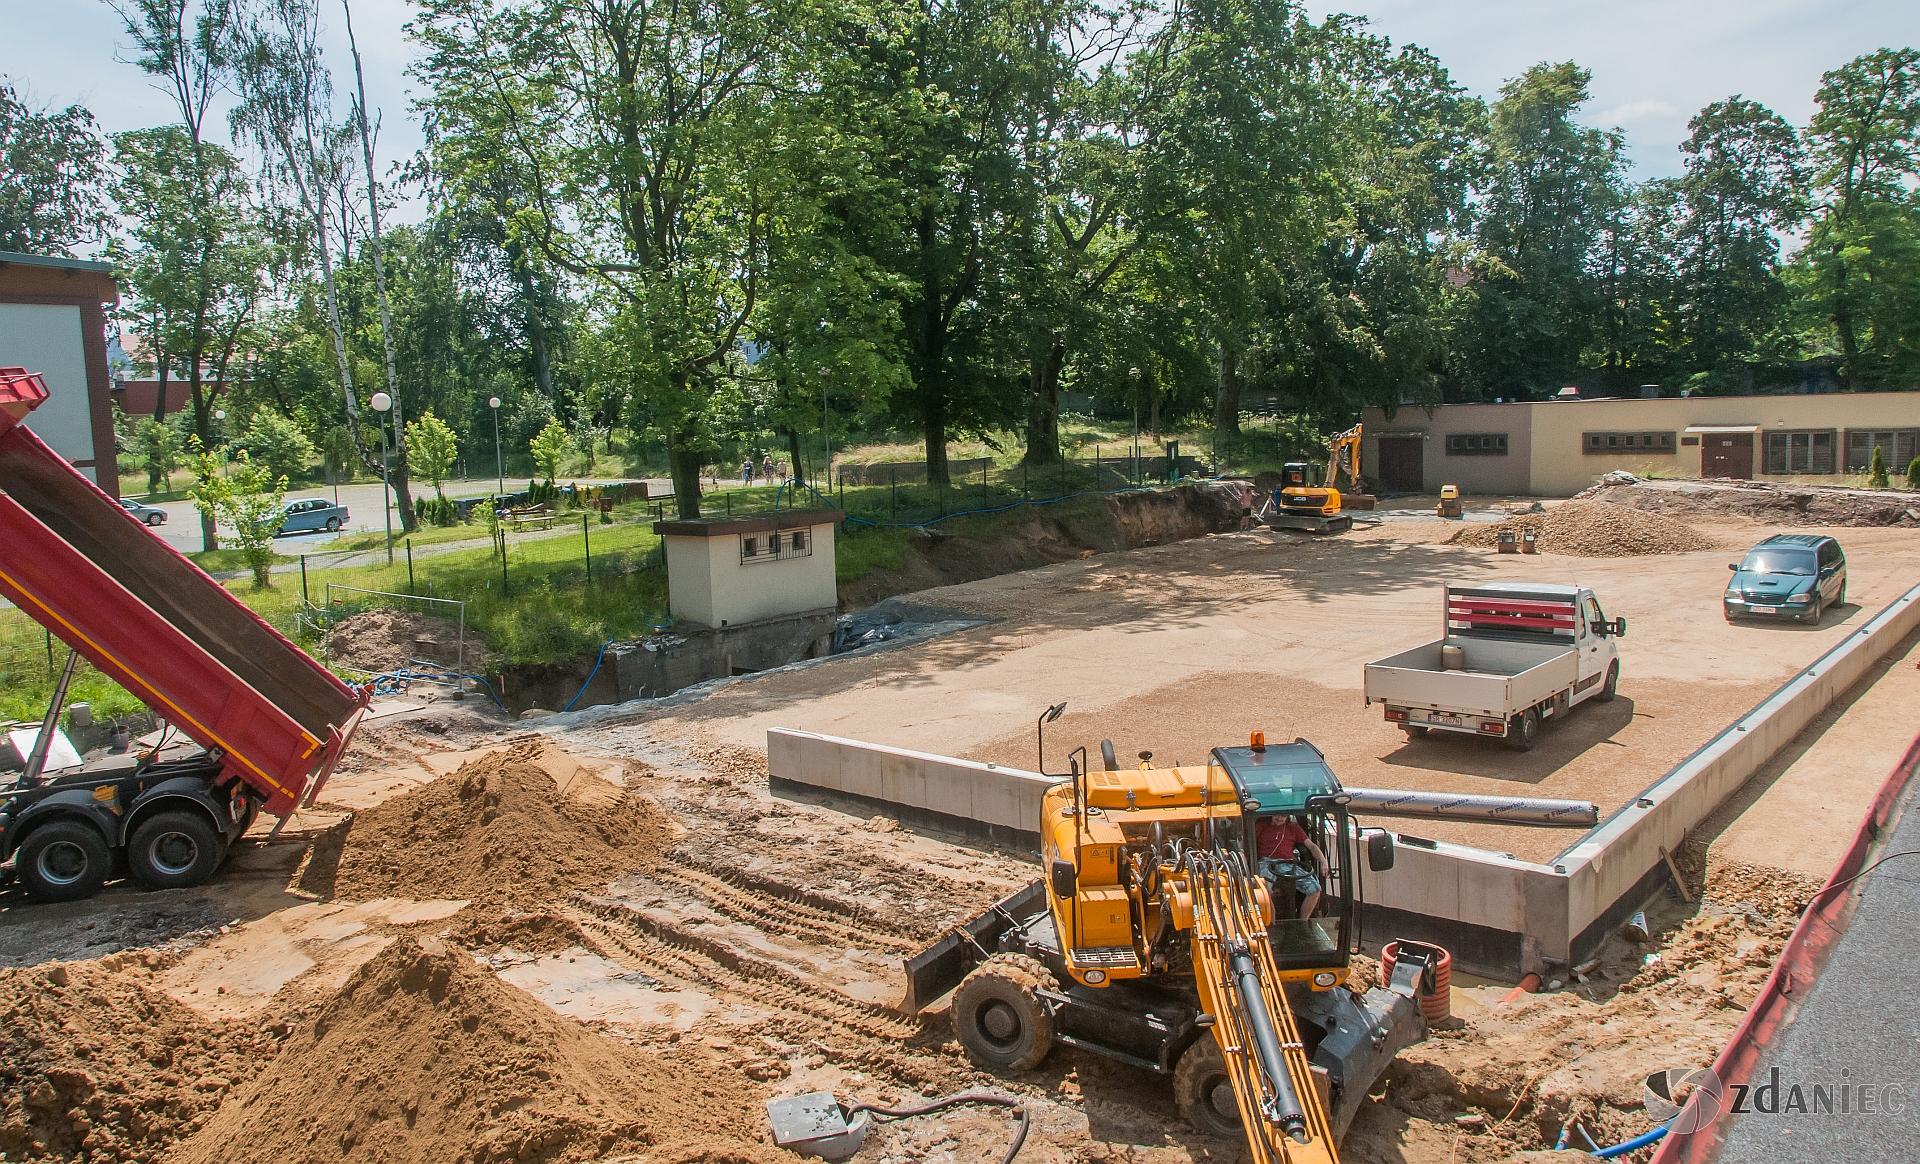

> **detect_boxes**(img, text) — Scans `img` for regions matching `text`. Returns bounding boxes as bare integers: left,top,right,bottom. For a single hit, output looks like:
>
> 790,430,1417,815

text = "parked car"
277,497,349,535
117,497,168,526
1725,534,1847,624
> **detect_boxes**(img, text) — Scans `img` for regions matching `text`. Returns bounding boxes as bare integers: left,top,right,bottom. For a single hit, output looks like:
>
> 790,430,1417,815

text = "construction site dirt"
3,504,1918,1164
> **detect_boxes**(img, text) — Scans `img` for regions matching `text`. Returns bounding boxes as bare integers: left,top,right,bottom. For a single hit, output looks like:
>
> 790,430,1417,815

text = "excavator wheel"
953,955,1057,1073
1174,1036,1243,1139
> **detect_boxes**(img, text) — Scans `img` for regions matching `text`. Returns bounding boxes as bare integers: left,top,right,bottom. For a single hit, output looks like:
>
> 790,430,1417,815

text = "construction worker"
1255,814,1328,920
1239,481,1255,530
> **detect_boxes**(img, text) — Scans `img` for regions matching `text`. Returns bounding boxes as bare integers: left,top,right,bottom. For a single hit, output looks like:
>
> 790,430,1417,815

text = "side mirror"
1611,617,1627,637
1367,830,1395,872
1050,860,1078,898
1729,563,1739,572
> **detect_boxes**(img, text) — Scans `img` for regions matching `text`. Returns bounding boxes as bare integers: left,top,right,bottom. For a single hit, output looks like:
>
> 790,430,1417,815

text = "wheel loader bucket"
899,880,1047,1015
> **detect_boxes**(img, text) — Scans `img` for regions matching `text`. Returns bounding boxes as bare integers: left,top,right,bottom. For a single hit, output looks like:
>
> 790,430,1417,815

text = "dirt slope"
1447,500,1712,556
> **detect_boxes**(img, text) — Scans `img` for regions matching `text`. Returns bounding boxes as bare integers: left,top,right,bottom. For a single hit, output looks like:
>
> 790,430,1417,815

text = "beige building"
654,509,842,628
1360,393,1920,497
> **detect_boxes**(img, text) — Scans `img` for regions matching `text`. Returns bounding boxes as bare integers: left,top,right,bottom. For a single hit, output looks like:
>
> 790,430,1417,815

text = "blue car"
1724,534,1847,624
118,497,169,526
277,497,350,535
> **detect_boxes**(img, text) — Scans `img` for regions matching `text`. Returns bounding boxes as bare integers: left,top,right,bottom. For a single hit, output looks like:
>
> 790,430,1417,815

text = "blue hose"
1593,1124,1670,1158
561,639,614,712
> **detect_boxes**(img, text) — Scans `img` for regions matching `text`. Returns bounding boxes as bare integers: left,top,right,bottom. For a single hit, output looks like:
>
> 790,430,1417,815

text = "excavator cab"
902,726,1431,1156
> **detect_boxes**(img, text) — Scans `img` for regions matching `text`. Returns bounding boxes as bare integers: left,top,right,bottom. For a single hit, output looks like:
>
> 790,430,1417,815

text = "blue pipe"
561,639,614,712
1593,1124,1670,1158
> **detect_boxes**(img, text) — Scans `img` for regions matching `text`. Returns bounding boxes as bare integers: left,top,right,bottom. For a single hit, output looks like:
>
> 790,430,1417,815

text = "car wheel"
1835,582,1846,607
1175,1037,1242,1139
1804,596,1822,625
325,516,342,532
1597,661,1619,703
1505,708,1538,752
127,811,225,891
18,820,112,901
145,513,164,526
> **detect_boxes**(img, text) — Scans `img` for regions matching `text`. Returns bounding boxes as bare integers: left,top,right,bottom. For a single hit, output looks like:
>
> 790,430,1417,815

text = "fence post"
406,540,415,593
891,466,897,521
583,514,592,582
499,527,509,596
300,554,309,606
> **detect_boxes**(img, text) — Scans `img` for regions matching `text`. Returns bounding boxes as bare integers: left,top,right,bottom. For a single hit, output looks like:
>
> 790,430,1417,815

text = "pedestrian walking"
742,458,755,486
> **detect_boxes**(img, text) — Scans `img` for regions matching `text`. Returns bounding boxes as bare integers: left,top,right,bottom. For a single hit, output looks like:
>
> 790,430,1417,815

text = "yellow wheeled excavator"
903,720,1435,1161
1263,423,1364,534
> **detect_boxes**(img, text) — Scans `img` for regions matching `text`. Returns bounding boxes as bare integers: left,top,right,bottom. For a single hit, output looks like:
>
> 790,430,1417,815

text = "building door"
1702,435,1752,480
1378,437,1424,493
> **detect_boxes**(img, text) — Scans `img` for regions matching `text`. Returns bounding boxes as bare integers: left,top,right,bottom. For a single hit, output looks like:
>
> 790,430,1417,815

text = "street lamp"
489,396,504,496
370,391,394,564
818,366,832,490
213,410,228,478
1128,369,1141,486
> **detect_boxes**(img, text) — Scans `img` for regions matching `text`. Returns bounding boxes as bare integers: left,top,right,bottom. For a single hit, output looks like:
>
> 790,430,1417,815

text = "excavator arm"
1326,424,1362,492
1179,850,1338,1164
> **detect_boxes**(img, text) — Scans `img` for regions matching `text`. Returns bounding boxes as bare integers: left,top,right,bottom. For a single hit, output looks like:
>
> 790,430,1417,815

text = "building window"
1445,433,1508,456
741,527,813,564
1764,430,1837,474
1583,431,1676,455
1845,430,1919,473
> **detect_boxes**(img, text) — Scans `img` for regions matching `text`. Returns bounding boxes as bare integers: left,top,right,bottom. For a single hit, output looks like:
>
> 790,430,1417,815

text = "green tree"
529,416,570,483
1907,456,1920,490
319,423,356,484
235,408,316,480
0,80,108,253
1868,444,1890,488
188,443,287,588
1800,47,1920,389
406,410,460,498
135,417,184,494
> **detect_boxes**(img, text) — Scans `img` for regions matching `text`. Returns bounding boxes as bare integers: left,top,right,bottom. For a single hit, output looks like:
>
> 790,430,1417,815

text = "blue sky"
5,0,1917,222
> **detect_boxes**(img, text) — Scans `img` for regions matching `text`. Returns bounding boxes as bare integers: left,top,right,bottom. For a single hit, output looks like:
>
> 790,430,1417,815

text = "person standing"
762,454,775,483
742,457,755,486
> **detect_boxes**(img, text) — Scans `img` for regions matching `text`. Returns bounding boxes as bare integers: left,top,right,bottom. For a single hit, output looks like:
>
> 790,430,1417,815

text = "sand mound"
0,956,283,1162
327,608,493,675
323,739,669,905
173,937,779,1164
1447,499,1711,556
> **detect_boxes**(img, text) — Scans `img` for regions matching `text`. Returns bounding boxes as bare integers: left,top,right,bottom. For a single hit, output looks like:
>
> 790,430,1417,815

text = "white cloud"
1595,99,1680,126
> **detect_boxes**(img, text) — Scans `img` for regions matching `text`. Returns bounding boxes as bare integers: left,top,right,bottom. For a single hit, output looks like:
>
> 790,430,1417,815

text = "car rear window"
1740,550,1816,576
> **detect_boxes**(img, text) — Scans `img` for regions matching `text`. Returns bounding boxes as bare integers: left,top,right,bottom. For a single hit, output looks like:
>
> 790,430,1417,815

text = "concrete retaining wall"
764,583,1920,979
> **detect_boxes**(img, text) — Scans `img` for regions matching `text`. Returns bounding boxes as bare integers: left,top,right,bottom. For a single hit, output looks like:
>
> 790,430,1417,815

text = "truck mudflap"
901,880,1048,1015
1294,979,1427,1141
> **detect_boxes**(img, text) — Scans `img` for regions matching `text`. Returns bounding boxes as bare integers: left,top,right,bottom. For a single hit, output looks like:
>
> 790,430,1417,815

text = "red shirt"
1256,819,1307,861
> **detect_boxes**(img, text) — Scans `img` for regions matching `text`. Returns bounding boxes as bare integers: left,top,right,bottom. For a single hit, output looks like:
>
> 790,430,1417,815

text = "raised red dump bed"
0,368,362,815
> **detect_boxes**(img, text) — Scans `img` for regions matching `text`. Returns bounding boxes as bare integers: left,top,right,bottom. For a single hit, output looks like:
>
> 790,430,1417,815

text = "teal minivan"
1724,534,1847,624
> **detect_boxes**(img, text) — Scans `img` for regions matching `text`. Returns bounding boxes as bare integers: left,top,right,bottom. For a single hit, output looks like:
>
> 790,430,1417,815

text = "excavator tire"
953,955,1057,1073
1174,1036,1243,1139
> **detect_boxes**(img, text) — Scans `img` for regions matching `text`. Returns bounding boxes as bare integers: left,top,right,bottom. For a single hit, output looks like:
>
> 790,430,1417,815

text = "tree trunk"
1023,339,1065,466
1214,341,1242,441
779,425,805,484
1830,247,1859,391
923,393,948,490
520,265,555,399
666,426,703,518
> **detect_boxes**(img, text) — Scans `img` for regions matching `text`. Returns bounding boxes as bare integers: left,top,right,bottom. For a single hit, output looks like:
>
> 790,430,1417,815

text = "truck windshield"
1739,551,1816,576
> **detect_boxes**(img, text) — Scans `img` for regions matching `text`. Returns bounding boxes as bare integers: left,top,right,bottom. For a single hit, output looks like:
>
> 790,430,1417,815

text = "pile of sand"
1448,500,1711,556
315,739,669,905
0,956,284,1162
173,937,779,1164
1584,480,1920,527
326,609,494,676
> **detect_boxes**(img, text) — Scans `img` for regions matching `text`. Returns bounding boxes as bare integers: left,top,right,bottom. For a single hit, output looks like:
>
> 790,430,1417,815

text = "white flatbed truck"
1363,583,1625,751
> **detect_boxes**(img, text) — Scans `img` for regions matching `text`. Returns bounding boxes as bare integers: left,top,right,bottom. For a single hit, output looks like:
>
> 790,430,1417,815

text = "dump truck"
0,367,364,901
1363,583,1624,752
903,725,1432,1159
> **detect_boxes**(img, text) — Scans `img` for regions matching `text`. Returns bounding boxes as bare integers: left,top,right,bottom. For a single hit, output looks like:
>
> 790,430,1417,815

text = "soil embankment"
1587,479,1920,527
1447,499,1714,556
839,480,1243,608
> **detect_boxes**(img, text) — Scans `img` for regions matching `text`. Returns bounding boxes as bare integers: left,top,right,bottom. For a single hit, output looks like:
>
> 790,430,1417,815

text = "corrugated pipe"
1344,787,1600,828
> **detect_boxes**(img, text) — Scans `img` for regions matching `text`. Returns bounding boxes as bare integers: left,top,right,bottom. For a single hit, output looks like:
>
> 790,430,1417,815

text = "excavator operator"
1255,814,1329,920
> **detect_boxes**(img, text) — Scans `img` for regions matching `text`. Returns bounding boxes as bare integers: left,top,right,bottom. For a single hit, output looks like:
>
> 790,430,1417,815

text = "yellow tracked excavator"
903,718,1436,1160
1262,424,1364,534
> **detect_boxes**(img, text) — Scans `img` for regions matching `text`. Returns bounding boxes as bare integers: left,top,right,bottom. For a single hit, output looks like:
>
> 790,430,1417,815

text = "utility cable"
842,1091,1031,1164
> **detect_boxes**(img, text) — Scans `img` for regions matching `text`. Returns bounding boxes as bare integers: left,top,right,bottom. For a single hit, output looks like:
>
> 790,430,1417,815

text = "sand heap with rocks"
0,955,286,1163
325,608,493,676
1448,499,1712,556
173,937,779,1164
314,738,669,905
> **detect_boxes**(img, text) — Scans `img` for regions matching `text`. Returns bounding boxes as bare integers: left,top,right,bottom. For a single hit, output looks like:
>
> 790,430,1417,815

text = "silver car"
119,497,168,526
277,497,350,534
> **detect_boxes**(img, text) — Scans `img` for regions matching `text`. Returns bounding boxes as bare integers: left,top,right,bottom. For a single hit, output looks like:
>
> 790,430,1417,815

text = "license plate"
1750,606,1778,614
1426,712,1465,727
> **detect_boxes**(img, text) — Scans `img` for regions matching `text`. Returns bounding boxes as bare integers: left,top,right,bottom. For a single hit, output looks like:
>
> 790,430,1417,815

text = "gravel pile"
1448,500,1712,557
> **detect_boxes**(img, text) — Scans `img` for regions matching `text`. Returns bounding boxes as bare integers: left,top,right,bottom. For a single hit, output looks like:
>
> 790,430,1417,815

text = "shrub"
1868,445,1890,489
416,495,462,527
1908,456,1920,491
235,409,316,482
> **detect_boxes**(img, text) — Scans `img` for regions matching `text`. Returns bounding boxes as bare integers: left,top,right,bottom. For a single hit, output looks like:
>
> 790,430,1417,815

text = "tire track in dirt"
648,861,925,952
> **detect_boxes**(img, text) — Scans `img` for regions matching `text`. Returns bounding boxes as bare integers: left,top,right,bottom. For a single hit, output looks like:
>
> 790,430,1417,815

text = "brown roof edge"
652,508,845,538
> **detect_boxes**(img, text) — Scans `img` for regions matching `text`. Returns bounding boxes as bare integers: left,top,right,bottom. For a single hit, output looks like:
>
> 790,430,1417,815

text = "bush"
1868,445,1890,489
235,409,316,482
1908,456,1920,491
416,495,462,527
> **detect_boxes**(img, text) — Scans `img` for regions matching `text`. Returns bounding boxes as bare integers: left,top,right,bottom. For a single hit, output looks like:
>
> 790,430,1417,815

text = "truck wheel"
1597,662,1619,703
1505,708,1538,752
18,820,112,901
127,811,224,891
1175,1037,1242,1139
952,958,1056,1073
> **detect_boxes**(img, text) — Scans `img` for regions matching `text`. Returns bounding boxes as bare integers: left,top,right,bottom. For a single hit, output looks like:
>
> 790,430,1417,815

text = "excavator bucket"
900,880,1046,1014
